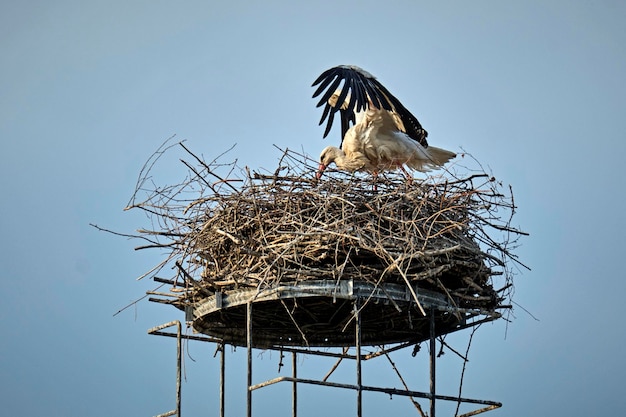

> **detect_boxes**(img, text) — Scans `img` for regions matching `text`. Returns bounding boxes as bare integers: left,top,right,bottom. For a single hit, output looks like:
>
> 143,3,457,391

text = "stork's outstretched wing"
311,65,429,147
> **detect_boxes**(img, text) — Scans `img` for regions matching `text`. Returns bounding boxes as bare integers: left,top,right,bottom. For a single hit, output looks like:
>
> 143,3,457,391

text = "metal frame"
148,281,503,416
243,301,501,417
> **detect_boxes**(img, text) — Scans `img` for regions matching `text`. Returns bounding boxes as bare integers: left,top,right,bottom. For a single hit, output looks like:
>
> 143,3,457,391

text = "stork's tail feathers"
404,145,456,172
425,146,456,166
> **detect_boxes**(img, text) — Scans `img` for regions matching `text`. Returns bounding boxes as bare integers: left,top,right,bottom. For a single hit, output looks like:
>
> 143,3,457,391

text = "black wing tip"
311,67,337,88
312,64,394,141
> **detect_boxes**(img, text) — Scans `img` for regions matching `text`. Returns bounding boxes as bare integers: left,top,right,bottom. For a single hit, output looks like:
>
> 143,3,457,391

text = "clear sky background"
1,1,625,416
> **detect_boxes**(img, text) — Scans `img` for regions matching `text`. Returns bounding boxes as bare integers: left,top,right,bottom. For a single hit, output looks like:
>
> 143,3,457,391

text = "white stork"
312,65,456,179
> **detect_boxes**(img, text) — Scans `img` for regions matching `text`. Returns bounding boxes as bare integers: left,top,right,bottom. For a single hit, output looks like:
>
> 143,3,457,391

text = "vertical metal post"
220,344,225,417
176,321,182,417
292,352,298,417
355,300,362,417
247,302,253,417
429,307,436,417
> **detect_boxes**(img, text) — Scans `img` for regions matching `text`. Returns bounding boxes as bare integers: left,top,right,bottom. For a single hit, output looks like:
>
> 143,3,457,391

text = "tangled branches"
124,139,527,324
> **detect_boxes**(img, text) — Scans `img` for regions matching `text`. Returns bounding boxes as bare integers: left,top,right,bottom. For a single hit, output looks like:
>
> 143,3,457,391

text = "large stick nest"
124,140,527,323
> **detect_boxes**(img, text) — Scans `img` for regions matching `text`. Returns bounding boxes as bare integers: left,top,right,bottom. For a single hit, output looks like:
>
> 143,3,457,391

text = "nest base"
186,279,474,348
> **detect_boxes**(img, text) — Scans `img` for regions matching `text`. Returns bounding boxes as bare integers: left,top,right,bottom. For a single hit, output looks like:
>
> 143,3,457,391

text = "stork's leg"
399,166,413,186
372,171,379,191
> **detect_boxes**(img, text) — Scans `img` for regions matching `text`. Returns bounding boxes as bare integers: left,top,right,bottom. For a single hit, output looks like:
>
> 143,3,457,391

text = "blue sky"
1,1,625,415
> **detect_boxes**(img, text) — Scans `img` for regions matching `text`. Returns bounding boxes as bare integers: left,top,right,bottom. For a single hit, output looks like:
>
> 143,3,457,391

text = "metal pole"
355,300,362,417
292,352,297,417
429,307,436,417
220,344,225,417
174,321,182,417
247,302,252,417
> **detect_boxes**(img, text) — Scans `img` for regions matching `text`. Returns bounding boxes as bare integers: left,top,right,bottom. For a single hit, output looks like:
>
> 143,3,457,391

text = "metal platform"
185,279,497,348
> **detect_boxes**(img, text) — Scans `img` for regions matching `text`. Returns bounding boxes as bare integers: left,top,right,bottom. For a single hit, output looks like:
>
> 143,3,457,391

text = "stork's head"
316,146,339,179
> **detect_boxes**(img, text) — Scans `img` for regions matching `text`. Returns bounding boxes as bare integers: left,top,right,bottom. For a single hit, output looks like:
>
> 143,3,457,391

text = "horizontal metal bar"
267,346,357,359
153,276,181,286
148,330,222,343
250,376,358,392
459,404,502,417
249,376,502,406
146,291,180,298
253,341,417,361
154,410,177,417
148,321,180,334
148,297,175,305
451,315,500,333
363,384,501,406
362,341,418,360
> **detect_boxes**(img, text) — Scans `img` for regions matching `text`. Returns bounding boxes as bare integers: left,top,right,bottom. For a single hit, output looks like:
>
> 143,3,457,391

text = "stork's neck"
333,148,370,172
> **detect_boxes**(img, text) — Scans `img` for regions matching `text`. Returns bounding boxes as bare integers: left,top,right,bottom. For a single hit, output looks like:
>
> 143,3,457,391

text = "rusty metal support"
246,302,252,417
459,404,502,417
292,352,297,417
249,375,501,408
154,411,177,417
430,307,436,417
220,344,225,417
355,300,363,417
269,340,417,360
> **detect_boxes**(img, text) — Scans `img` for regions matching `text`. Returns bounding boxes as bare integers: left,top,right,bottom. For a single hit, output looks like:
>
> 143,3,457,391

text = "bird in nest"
312,65,456,180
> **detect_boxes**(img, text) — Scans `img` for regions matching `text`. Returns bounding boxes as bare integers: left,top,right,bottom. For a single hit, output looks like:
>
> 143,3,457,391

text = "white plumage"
312,65,455,179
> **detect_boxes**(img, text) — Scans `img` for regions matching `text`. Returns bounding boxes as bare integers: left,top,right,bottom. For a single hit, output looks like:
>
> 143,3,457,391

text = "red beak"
316,163,327,179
